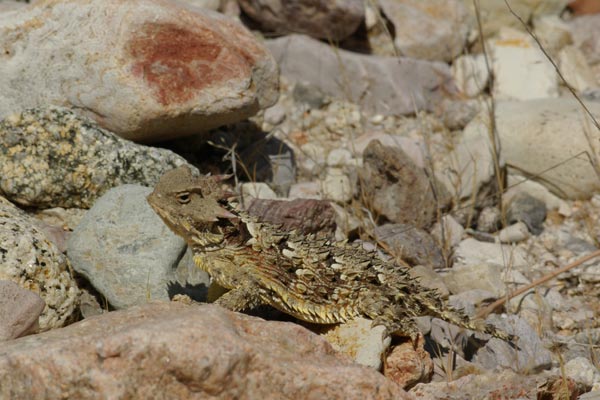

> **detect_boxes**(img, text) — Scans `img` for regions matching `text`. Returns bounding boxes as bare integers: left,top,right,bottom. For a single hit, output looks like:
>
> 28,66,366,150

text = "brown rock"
0,302,410,399
384,335,433,390
244,198,337,236
238,0,364,40
0,0,278,142
359,140,449,228
374,223,445,269
0,281,45,341
569,0,600,15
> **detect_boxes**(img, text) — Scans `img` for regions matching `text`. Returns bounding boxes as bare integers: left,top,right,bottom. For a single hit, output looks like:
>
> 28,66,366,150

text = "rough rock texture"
491,99,600,199
0,196,79,331
0,280,45,341
0,302,409,399
0,107,191,208
374,224,445,269
238,0,364,40
384,335,433,389
569,14,600,65
379,0,470,62
359,140,449,228
244,198,337,236
0,0,278,142
267,34,454,116
67,185,208,309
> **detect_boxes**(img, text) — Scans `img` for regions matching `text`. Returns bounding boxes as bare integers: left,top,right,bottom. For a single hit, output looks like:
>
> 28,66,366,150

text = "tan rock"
384,335,433,389
0,0,278,142
0,302,409,399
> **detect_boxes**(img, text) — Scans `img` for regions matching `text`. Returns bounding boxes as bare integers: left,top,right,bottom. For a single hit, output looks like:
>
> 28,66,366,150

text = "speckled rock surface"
0,196,79,331
0,107,191,208
0,0,278,142
0,280,45,341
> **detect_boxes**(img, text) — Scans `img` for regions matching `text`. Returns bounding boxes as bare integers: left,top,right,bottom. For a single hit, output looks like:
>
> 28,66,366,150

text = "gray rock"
506,193,547,235
430,215,465,250
0,196,79,331
474,314,553,373
292,81,327,109
0,107,192,209
476,206,501,233
238,0,364,41
562,357,598,388
267,34,454,116
0,0,278,142
452,238,529,269
360,140,449,228
568,14,600,65
375,224,445,269
0,280,45,340
442,263,505,298
497,222,530,243
67,185,209,309
379,0,470,62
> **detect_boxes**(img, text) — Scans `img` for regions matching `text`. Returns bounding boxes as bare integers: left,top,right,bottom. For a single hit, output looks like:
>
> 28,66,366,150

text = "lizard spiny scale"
148,166,514,342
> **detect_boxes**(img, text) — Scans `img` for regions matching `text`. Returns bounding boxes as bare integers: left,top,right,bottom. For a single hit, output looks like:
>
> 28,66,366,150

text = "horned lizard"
148,166,513,342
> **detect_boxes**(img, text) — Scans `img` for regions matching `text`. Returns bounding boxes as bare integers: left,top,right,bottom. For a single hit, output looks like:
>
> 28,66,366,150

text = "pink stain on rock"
127,22,253,106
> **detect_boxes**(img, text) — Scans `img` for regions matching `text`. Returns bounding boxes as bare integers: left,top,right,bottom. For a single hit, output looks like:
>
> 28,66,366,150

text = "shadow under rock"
158,121,295,196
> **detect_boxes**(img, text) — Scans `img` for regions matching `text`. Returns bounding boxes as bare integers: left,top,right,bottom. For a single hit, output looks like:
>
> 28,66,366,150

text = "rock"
430,215,465,250
374,224,445,269
504,174,571,215
563,357,598,388
0,0,278,142
506,192,547,234
292,81,327,109
451,54,490,97
452,238,529,269
263,103,287,126
435,98,482,130
468,98,600,199
240,182,279,200
176,0,221,10
0,196,79,331
267,34,454,116
319,317,391,370
477,206,502,233
327,148,356,167
462,0,570,38
0,280,45,341
498,222,530,243
569,0,600,15
238,0,364,41
360,140,448,228
288,181,322,199
244,198,337,236
379,0,470,62
434,111,502,200
448,289,500,317
351,132,426,167
474,314,553,373
490,28,559,100
0,302,408,399
568,14,600,65
0,107,191,209
533,15,573,55
384,335,434,389
408,265,450,298
67,185,209,309
442,263,506,298
322,168,353,203
559,45,598,92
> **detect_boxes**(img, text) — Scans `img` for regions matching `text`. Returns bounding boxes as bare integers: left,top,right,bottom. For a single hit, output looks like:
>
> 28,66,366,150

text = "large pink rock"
0,302,410,399
0,0,278,142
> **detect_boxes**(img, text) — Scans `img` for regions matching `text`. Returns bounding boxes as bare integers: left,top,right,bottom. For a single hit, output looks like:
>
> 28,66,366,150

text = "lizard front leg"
214,283,265,312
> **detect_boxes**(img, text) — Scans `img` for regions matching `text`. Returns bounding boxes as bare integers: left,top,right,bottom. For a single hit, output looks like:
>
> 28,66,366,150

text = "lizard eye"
176,192,191,204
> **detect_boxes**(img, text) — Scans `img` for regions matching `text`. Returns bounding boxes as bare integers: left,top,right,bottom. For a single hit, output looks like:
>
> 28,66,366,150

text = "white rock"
532,15,573,55
288,182,322,200
452,54,489,97
495,98,600,199
490,28,558,100
498,222,530,243
564,357,598,388
430,215,464,249
0,0,278,142
327,148,354,167
442,263,506,298
379,0,470,62
453,238,529,269
558,45,598,92
175,0,221,10
240,182,278,200
322,168,353,203
568,14,600,65
321,317,391,370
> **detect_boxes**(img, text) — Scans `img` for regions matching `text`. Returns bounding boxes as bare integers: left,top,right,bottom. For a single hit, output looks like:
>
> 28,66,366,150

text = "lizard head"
147,166,237,248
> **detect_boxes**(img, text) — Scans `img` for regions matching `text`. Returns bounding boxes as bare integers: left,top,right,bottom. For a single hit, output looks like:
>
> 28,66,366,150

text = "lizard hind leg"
214,284,265,312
